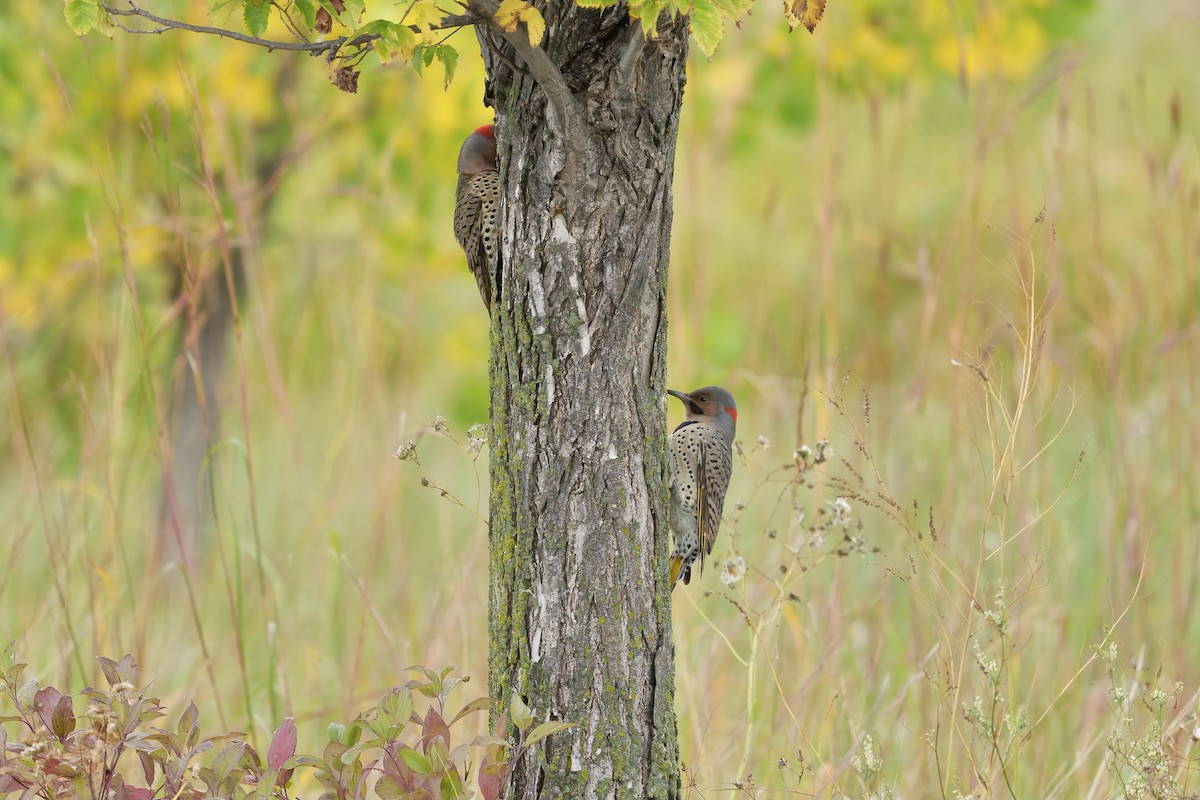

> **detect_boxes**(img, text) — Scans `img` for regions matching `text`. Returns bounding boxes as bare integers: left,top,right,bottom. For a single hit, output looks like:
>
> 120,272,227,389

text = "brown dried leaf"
314,6,332,33
784,0,825,33
333,66,359,93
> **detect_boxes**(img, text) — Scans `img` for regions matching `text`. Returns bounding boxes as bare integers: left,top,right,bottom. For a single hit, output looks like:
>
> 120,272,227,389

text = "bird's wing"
471,237,493,312
698,430,732,564
453,174,496,310
687,438,715,578
453,176,480,249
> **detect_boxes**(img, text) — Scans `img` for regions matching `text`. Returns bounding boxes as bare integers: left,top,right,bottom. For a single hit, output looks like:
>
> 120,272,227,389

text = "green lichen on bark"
479,10,687,798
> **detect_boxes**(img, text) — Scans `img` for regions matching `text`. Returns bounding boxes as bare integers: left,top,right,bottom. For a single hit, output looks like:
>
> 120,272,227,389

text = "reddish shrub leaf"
33,686,63,732
50,695,76,740
420,707,450,754
267,717,297,769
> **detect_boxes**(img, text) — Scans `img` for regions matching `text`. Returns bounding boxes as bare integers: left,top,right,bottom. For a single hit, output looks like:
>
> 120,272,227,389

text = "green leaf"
524,721,576,748
574,0,620,7
292,0,318,28
177,701,200,750
64,0,101,35
339,0,365,28
396,746,434,775
688,0,722,58
440,769,465,797
16,678,38,712
436,45,458,87
374,775,406,800
377,687,413,733
628,0,669,34
372,25,417,65
449,697,493,727
509,693,534,731
322,740,348,765
709,0,750,16
209,0,243,17
338,740,370,765
426,738,449,773
244,0,271,36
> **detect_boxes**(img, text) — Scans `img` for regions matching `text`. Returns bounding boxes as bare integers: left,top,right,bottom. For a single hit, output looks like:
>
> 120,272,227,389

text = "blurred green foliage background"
3,0,1199,795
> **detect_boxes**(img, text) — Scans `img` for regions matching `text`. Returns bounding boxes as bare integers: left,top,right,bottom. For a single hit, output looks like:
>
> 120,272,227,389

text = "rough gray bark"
477,7,688,798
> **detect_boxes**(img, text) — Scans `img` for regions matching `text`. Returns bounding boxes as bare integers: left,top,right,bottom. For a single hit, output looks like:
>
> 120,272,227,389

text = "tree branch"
466,0,585,135
102,2,478,60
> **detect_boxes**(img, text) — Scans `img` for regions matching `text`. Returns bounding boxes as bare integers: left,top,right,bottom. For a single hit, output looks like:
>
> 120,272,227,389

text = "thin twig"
102,2,477,57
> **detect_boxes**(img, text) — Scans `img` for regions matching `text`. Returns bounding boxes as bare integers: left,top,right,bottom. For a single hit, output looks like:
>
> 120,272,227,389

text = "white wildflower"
719,556,747,587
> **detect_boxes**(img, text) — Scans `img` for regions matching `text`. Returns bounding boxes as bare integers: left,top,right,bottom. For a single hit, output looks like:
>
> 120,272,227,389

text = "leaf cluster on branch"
67,0,825,92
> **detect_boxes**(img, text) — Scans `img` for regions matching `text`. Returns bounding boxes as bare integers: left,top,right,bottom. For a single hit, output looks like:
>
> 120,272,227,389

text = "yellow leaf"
494,0,526,33
783,0,824,33
520,4,545,46
494,0,545,46
408,0,445,36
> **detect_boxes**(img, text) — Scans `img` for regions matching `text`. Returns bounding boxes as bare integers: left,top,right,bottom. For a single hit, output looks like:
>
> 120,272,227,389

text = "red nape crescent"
475,124,495,138
725,406,737,423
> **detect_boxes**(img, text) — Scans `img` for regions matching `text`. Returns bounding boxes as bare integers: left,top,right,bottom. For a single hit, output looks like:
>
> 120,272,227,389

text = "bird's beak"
666,389,689,403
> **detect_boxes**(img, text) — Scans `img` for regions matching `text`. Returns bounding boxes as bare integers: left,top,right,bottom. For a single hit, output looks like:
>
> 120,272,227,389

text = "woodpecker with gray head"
453,123,499,311
667,385,737,586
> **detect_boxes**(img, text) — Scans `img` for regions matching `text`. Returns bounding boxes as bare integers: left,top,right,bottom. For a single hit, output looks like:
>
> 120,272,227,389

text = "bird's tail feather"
669,556,684,587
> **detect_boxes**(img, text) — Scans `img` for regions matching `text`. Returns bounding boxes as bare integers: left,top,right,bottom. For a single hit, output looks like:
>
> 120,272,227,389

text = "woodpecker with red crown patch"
453,124,499,310
667,385,737,586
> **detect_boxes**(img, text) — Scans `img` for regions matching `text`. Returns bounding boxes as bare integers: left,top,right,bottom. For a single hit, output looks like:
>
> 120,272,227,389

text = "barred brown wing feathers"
701,428,732,559
453,172,498,310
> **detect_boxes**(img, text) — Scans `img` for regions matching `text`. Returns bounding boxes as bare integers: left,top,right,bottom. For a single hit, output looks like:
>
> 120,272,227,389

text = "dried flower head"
719,556,747,587
465,423,490,457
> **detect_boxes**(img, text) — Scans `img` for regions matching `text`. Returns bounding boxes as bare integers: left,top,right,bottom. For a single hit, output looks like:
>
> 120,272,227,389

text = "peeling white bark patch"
567,273,592,356
532,584,545,663
528,269,547,334
546,364,555,409
551,212,576,245
607,444,617,460
570,740,582,772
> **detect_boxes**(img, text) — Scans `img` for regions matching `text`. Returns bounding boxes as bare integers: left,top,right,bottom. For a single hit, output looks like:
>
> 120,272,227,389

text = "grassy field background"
2,0,1199,796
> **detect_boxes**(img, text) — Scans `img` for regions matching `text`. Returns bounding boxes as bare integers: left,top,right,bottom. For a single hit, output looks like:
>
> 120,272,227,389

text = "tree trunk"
480,8,688,798
156,244,245,567
157,66,297,566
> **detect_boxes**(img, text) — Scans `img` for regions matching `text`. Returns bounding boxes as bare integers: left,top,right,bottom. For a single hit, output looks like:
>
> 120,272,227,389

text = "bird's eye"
698,395,708,401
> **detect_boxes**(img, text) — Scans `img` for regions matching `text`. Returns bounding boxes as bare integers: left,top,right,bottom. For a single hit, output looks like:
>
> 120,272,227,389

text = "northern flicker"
453,124,499,311
667,385,737,586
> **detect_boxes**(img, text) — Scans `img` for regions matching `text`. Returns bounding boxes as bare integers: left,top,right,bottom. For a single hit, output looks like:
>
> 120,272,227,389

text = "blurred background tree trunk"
156,67,298,566
480,9,688,798
156,243,244,566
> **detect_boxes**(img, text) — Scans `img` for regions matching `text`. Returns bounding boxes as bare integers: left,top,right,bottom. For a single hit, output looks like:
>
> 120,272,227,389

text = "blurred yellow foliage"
817,0,1061,88
932,9,1047,81
828,24,914,82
